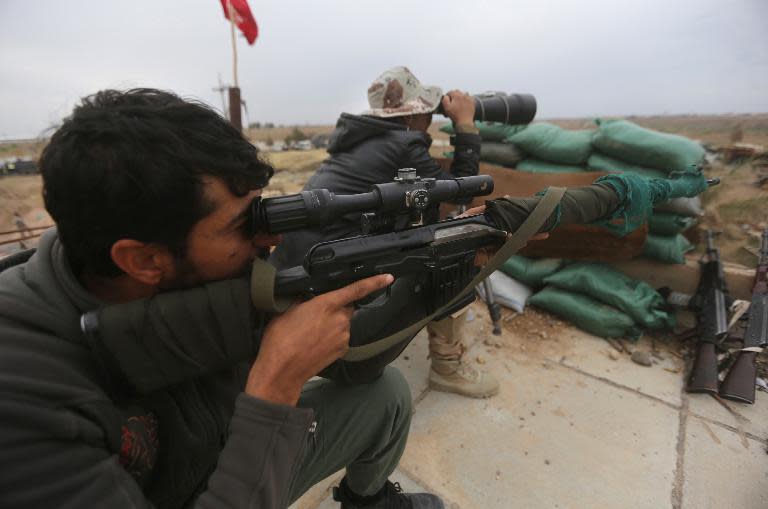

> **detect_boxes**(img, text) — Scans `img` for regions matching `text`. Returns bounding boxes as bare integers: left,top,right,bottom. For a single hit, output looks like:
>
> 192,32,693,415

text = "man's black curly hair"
40,88,274,277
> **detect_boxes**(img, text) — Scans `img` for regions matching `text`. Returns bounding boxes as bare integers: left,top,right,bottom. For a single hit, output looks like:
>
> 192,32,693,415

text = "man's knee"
368,367,412,423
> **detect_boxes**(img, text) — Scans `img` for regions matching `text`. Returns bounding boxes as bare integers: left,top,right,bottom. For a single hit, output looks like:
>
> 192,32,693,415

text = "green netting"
587,153,667,179
516,158,586,173
542,263,675,330
480,142,524,167
499,255,565,289
439,121,526,141
592,169,708,237
529,286,642,339
647,212,698,235
642,233,694,264
591,119,705,172
507,123,594,164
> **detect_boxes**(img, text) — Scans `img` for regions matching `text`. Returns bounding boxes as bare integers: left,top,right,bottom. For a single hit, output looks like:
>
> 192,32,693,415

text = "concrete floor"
291,302,768,509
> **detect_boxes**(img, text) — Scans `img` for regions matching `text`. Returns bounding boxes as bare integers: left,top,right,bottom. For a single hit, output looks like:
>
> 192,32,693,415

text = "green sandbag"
647,212,698,236
440,121,526,141
529,286,642,339
654,196,703,217
542,263,675,330
500,255,564,289
507,123,594,164
592,119,705,172
480,142,524,167
516,158,586,173
587,153,667,179
642,233,694,264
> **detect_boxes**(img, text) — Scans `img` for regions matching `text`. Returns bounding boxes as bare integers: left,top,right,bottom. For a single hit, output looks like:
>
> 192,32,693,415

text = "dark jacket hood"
327,113,408,154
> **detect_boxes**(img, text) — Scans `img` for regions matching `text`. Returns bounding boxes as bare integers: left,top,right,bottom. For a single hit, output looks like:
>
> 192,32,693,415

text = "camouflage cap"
363,66,443,118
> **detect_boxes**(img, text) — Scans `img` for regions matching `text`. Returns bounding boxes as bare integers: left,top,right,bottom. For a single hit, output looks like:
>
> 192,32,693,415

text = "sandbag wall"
499,256,675,339
441,119,707,264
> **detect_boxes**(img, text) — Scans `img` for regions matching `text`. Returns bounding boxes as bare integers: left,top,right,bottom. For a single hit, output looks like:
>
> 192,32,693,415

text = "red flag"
220,0,258,45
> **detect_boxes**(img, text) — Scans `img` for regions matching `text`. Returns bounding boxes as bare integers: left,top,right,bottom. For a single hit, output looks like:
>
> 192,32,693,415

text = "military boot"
427,312,500,399
333,478,444,509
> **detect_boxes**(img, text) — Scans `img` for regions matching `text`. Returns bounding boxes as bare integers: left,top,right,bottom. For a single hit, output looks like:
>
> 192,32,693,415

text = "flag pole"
227,0,239,88
226,0,242,131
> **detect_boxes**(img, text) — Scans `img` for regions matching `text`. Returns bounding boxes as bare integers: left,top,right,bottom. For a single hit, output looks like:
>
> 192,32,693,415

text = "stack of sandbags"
442,118,706,264
588,119,706,264
590,119,705,173
527,261,675,339
506,123,593,172
440,121,593,172
440,122,526,167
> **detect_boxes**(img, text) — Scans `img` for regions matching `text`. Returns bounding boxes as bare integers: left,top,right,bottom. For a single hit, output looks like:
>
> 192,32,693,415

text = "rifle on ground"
719,230,768,403
687,230,730,394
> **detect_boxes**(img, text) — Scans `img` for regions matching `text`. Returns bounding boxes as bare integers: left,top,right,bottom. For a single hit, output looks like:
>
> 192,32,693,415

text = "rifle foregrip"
687,342,719,394
719,351,758,404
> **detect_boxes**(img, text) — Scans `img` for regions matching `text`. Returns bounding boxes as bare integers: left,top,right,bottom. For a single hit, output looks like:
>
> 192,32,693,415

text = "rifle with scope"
76,167,717,385
719,229,768,403
686,230,730,394
254,169,718,325
258,170,500,317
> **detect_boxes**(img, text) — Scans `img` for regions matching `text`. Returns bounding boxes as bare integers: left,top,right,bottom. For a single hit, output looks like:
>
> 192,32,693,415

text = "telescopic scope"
257,173,494,234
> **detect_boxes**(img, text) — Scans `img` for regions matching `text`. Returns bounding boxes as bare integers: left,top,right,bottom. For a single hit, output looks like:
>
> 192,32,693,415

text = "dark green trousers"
287,367,412,503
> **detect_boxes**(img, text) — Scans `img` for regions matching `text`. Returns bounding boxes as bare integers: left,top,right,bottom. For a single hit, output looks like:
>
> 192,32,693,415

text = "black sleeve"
91,279,258,394
405,132,481,180
0,392,313,509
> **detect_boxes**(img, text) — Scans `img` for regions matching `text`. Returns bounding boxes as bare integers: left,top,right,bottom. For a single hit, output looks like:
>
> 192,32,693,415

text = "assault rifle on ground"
719,229,768,403
686,230,730,394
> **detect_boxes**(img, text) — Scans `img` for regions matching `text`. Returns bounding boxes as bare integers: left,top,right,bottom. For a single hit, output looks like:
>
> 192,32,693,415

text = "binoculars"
437,92,537,125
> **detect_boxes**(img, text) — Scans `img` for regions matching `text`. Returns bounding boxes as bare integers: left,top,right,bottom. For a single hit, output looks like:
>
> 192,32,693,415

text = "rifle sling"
342,186,567,362
250,257,293,313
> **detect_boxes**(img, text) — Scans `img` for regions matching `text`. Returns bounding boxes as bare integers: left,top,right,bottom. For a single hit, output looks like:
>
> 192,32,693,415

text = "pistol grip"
354,286,390,310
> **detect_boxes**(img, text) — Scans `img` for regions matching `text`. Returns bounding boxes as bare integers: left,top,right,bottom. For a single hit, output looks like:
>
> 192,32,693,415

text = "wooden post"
228,87,242,132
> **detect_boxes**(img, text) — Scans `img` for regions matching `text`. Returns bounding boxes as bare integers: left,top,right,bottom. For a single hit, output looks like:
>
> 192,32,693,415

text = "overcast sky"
1,0,766,139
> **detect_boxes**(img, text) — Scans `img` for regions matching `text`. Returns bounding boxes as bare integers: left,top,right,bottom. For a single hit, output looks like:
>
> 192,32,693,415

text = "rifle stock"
719,351,758,403
688,341,720,394
719,229,768,403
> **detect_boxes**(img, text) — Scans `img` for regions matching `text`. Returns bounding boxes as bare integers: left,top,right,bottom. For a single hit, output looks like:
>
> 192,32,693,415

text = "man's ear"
110,239,175,286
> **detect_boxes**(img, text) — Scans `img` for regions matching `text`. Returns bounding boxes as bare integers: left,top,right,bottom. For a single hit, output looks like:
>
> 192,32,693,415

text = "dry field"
1,113,766,264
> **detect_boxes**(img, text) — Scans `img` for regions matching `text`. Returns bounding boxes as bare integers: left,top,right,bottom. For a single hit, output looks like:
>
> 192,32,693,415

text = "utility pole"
212,74,229,120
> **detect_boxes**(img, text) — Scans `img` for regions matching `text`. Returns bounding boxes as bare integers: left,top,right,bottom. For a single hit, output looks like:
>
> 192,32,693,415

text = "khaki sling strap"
250,187,567,361
250,257,293,313
343,186,566,361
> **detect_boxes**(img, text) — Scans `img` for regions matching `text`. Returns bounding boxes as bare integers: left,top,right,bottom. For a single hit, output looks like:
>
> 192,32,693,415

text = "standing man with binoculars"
272,66,501,398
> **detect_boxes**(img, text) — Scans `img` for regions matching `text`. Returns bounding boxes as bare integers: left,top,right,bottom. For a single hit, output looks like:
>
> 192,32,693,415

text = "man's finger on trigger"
329,274,394,307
